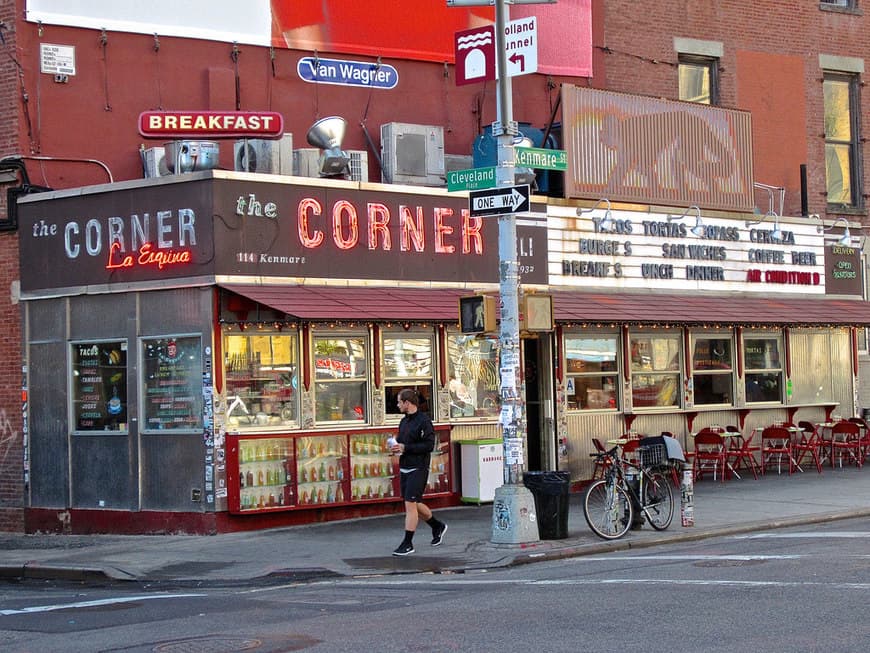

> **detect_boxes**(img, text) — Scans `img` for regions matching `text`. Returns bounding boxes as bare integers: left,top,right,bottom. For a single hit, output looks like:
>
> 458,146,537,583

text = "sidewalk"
2,466,870,585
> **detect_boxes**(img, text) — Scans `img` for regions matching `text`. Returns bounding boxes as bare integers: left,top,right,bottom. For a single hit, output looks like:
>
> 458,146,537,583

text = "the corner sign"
447,166,496,192
469,184,530,217
297,56,399,89
138,111,284,140
515,147,567,171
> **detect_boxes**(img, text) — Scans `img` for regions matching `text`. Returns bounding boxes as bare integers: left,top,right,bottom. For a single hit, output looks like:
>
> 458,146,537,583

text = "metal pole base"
490,484,540,544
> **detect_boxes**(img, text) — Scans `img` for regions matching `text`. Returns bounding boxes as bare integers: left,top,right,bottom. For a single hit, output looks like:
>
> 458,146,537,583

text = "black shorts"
399,467,428,502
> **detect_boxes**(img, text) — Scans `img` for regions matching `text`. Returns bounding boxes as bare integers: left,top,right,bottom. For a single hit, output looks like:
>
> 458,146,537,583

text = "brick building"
1,1,869,533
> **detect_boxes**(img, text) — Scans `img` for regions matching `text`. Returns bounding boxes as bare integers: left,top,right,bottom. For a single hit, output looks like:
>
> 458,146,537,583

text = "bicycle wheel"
642,470,675,530
583,478,633,540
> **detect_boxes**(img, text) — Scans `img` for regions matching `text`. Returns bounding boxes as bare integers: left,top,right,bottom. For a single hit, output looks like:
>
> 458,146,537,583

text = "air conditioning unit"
142,146,170,178
293,148,369,182
380,122,445,186
444,154,473,174
234,133,293,174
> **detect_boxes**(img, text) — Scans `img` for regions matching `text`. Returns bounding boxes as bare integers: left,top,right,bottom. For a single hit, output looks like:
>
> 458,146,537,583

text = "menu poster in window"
72,341,127,432
143,336,203,431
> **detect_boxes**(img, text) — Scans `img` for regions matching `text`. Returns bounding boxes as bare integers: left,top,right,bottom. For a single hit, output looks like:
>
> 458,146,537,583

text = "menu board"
71,340,127,432
142,336,203,431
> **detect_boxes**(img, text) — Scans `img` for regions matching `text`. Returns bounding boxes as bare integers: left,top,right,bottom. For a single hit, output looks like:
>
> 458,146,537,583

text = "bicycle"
583,441,675,539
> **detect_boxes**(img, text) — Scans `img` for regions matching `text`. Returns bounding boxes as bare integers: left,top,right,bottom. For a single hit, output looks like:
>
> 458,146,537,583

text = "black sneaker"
431,523,448,546
392,542,414,556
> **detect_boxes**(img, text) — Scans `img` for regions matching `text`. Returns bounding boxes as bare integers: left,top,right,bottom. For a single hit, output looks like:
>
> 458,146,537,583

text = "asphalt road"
2,517,869,652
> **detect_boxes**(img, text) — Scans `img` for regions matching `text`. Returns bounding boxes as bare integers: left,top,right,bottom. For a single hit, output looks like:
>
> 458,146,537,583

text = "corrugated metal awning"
550,291,870,327
220,284,468,321
220,284,870,327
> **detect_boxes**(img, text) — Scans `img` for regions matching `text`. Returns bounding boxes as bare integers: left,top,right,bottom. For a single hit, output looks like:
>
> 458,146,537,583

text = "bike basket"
639,443,666,467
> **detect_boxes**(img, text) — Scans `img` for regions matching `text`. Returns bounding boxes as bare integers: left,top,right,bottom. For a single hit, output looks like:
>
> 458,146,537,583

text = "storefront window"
564,335,618,410
224,330,299,429
314,335,368,423
383,333,434,418
630,331,681,408
142,336,203,431
71,340,128,432
691,334,734,406
446,333,500,419
744,335,783,403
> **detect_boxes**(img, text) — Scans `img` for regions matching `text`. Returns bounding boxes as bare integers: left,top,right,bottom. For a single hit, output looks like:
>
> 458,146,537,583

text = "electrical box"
380,122,445,186
459,295,497,334
234,134,293,174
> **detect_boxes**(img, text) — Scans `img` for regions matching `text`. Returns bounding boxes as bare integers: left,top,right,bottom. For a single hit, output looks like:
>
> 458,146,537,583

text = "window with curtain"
678,55,719,105
743,335,783,403
629,330,681,409
564,334,619,410
691,334,734,406
383,333,434,418
823,72,861,208
446,332,500,419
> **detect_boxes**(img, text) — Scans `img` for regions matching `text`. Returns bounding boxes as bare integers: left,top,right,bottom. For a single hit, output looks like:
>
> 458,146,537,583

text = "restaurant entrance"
523,334,556,472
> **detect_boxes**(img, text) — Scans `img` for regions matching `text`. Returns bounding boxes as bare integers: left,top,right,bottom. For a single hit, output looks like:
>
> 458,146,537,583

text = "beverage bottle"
246,470,254,487
319,460,326,481
328,464,335,481
257,467,265,486
336,485,344,502
310,465,317,482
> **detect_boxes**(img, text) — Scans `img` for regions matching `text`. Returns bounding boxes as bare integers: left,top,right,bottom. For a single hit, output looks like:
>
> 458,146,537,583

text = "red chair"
848,417,870,463
725,425,760,480
692,430,728,483
794,421,824,474
760,426,794,475
830,421,862,469
591,437,613,480
621,436,641,468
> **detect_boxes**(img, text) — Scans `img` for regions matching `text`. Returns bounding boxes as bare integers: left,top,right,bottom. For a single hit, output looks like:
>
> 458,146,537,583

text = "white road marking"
307,578,870,590
734,532,870,539
0,593,206,616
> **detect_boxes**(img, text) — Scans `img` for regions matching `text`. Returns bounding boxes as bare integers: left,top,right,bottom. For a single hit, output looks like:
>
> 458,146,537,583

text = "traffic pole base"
490,484,540,544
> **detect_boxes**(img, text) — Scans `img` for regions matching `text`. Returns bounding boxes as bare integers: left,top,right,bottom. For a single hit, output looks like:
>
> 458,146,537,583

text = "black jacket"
397,410,435,470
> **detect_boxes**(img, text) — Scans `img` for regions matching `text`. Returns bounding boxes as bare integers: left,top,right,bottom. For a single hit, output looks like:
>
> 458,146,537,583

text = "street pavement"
2,464,870,586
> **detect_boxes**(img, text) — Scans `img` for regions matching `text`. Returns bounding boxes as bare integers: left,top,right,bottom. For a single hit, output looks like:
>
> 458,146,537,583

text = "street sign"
515,146,568,171
469,184,530,217
454,25,496,86
499,16,537,78
447,166,497,192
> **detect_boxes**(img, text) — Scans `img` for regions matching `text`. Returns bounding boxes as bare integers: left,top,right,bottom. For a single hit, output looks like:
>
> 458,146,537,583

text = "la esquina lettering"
106,242,192,270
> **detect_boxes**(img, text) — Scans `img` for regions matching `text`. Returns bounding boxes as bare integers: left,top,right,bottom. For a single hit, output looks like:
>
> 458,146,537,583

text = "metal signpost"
450,0,556,545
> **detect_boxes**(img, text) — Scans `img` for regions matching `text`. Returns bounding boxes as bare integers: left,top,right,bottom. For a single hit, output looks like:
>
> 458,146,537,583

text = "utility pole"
448,0,554,544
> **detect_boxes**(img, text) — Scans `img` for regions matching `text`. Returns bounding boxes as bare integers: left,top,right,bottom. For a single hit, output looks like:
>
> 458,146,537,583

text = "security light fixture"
306,116,351,177
577,198,613,230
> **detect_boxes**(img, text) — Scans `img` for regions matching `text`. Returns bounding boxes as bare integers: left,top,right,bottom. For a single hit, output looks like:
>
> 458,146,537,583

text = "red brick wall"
601,0,870,220
0,0,24,532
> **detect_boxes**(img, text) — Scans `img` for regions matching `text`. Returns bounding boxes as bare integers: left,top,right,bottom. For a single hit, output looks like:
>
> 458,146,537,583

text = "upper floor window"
678,55,719,105
823,72,862,208
820,0,856,8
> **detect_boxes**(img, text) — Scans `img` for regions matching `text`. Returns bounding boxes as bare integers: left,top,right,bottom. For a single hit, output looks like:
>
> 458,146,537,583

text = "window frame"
823,71,863,209
445,330,500,420
628,328,683,411
742,331,785,405
563,331,620,412
69,339,129,435
140,334,204,433
678,54,720,105
382,330,435,420
689,331,735,407
312,332,370,425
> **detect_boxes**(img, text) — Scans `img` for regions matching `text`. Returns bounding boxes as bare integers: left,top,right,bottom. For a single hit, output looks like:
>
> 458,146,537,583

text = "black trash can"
522,470,570,539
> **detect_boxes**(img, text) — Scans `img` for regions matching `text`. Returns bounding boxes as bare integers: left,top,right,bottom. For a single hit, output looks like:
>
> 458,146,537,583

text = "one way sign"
469,184,530,217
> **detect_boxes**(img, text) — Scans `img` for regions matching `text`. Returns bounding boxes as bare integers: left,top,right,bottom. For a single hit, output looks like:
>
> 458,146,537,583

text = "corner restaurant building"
16,171,870,534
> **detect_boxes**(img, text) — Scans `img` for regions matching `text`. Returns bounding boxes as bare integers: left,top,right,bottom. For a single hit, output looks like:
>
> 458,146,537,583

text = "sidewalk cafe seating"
830,420,863,469
760,425,794,475
848,417,870,463
692,429,728,483
725,424,760,480
794,421,824,474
